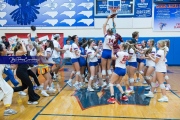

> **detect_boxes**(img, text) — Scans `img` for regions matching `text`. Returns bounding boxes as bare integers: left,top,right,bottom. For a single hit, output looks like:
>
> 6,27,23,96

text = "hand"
83,55,87,58
27,34,30,37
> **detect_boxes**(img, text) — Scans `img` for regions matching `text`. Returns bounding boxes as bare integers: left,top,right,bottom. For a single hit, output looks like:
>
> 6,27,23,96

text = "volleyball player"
86,40,99,91
101,16,115,88
144,40,168,102
143,39,156,90
107,42,129,103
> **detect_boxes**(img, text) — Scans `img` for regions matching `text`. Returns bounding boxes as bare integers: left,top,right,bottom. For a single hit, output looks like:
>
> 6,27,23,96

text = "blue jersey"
80,47,86,55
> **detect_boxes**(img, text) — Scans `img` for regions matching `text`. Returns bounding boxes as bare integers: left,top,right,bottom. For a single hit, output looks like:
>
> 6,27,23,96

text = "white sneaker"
87,87,94,92
125,89,135,95
66,80,72,87
41,90,49,97
104,84,110,90
18,91,27,96
158,96,168,102
93,83,99,89
85,77,89,83
4,109,17,116
73,82,80,90
101,82,107,88
143,80,147,84
28,101,38,105
145,86,151,90
144,91,154,98
47,87,56,93
136,78,140,83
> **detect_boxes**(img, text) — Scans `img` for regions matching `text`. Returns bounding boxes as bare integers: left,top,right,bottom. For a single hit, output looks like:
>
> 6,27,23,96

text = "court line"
32,83,67,120
38,114,180,120
36,106,44,108
170,89,180,98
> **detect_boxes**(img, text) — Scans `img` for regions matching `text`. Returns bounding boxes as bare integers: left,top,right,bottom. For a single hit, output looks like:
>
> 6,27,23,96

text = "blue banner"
0,56,51,64
154,4,180,31
135,0,152,17
0,0,94,27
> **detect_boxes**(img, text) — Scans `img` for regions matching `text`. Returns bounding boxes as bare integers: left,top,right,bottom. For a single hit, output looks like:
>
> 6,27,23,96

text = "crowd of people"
0,16,170,116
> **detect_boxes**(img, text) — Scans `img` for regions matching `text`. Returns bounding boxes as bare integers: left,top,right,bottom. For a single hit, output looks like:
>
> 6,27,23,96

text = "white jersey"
146,47,156,66
155,49,166,72
103,34,115,50
71,43,80,59
137,46,146,59
45,48,54,63
165,46,169,62
97,46,103,59
30,47,37,56
115,51,129,68
128,48,136,62
85,46,90,63
63,44,72,58
52,40,61,58
87,48,98,62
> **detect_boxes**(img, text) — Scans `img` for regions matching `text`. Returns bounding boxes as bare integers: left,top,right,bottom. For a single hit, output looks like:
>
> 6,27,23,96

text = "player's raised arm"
103,16,111,35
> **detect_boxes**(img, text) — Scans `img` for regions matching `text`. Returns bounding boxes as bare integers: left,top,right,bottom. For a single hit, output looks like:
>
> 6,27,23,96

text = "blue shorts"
89,62,98,67
114,67,126,76
52,57,61,65
79,57,86,67
128,62,138,68
71,58,79,64
31,37,35,41
102,49,112,59
98,59,101,64
137,58,145,64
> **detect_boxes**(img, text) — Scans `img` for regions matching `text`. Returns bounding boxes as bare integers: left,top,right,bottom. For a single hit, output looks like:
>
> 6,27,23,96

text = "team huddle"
0,16,170,116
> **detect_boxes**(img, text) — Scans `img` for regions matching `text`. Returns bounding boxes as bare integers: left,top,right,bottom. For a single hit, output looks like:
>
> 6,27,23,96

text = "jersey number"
120,55,128,64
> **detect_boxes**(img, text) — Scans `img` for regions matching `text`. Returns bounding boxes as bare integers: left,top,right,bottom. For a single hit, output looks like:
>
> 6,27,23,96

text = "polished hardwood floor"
0,66,180,120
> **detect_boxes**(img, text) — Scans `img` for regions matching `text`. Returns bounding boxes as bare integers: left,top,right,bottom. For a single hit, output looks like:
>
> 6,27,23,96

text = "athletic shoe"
143,80,147,84
136,78,140,83
144,91,154,98
66,80,72,87
85,77,89,83
47,87,56,94
166,84,171,91
4,109,17,116
33,85,38,90
27,101,38,105
101,82,107,88
104,84,110,90
41,90,49,97
158,96,168,102
93,83,99,89
87,87,94,92
18,91,27,96
73,82,80,90
120,95,128,101
125,88,135,95
145,86,151,90
107,97,115,104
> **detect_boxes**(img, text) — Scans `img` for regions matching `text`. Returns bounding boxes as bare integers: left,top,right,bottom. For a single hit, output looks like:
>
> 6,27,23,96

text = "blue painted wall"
63,37,180,66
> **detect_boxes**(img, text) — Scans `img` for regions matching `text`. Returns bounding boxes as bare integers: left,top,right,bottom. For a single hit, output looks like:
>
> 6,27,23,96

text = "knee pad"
116,84,120,87
90,76,94,81
160,84,165,89
139,71,144,74
102,70,106,75
107,69,112,75
81,74,85,78
71,71,75,74
129,78,134,83
76,71,81,77
145,76,151,80
109,83,113,87
165,75,169,80
151,82,156,87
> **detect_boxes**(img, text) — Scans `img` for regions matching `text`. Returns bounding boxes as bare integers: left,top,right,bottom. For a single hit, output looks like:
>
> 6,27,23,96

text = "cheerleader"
0,43,17,116
86,40,99,91
101,16,115,87
107,42,129,103
37,45,55,97
67,35,82,90
136,40,147,82
144,40,168,102
143,39,156,90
